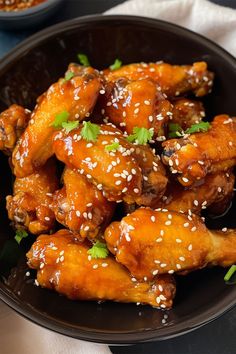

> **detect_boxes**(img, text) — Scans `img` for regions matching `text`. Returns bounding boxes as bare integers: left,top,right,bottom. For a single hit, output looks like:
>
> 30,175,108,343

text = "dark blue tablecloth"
1,1,236,353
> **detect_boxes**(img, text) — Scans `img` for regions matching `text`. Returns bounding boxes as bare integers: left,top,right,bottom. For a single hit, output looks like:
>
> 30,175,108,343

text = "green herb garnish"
81,121,100,142
224,265,236,283
110,58,122,71
14,229,28,245
185,121,211,134
77,53,90,66
127,127,154,145
64,71,75,81
51,111,69,128
168,123,184,138
87,241,109,259
62,121,80,133
105,142,120,152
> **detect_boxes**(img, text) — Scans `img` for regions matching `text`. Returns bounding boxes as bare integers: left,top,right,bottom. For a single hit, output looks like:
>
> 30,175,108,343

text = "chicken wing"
53,123,167,205
51,168,115,239
162,115,236,186
104,61,214,97
105,207,236,281
158,171,234,215
6,158,58,234
27,229,176,308
98,78,172,139
12,64,102,178
0,104,30,155
171,98,205,130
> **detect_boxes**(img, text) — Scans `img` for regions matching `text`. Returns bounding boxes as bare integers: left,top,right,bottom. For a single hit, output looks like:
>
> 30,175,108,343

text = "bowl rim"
0,0,63,17
0,14,236,344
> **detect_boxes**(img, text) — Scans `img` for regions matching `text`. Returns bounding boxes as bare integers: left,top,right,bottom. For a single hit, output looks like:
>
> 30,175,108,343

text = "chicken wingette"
51,168,115,239
6,158,58,234
105,207,236,281
104,61,214,98
27,229,176,308
162,115,236,186
12,64,102,177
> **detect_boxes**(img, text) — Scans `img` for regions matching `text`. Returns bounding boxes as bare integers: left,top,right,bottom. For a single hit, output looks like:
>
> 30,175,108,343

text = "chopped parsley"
87,241,109,259
224,265,236,283
62,121,79,133
168,121,211,138
77,53,90,66
105,141,120,152
110,58,122,71
81,121,100,142
127,127,154,145
185,121,211,134
15,229,28,245
51,111,69,128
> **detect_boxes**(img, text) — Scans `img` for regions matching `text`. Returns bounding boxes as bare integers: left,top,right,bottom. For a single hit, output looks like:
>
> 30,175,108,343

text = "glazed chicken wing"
51,168,115,239
171,98,205,130
53,123,167,205
27,229,176,308
98,78,172,139
105,207,236,281
12,64,102,177
0,104,30,155
158,171,235,215
162,115,236,186
6,158,58,234
104,61,214,98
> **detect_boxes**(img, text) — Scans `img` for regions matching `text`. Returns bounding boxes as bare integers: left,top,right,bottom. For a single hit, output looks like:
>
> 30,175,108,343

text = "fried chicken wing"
53,124,167,205
171,98,205,130
98,78,172,138
162,115,236,186
27,229,176,308
51,168,115,239
6,158,58,234
158,171,234,215
12,64,102,178
104,61,214,97
0,104,30,155
105,207,236,281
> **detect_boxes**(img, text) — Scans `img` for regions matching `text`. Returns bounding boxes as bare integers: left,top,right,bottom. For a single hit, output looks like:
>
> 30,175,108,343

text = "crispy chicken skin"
53,124,167,205
0,104,30,155
105,208,236,281
6,159,58,234
157,171,235,215
104,62,214,97
98,78,172,138
27,229,176,308
171,98,205,130
51,168,115,239
162,115,236,186
12,64,102,178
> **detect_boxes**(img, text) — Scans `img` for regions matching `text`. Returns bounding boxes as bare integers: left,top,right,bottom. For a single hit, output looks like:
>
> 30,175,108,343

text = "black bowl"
0,0,64,30
0,15,236,344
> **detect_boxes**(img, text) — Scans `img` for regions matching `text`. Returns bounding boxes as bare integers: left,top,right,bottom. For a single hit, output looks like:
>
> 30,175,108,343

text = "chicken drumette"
171,98,205,130
12,64,102,177
162,115,236,186
6,158,58,234
27,229,176,308
105,207,236,281
51,168,115,239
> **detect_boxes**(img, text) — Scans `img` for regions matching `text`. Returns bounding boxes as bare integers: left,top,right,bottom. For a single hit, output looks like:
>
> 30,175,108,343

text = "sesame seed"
84,226,90,231
156,238,163,243
156,296,161,304
160,263,167,268
169,160,173,167
40,263,44,269
102,263,108,268
134,188,139,193
151,216,156,222
217,187,222,193
222,227,228,232
182,177,189,183
86,143,93,148
100,89,105,94
60,256,64,262
35,280,39,286
76,211,81,217
193,200,199,206
93,264,98,269
168,214,172,220
229,141,233,146
184,222,189,227
160,230,164,236
26,271,30,277
152,270,159,275
134,108,139,114
165,220,171,226
188,244,193,251
191,226,197,232
179,256,185,261
168,270,174,274
176,238,182,243
59,250,64,256
176,264,181,269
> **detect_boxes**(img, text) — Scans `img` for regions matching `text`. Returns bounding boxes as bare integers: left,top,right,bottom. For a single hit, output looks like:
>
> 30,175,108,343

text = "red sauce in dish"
0,0,47,11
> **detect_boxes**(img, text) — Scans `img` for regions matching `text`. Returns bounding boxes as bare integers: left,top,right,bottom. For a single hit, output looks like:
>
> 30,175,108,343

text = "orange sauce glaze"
0,0,47,11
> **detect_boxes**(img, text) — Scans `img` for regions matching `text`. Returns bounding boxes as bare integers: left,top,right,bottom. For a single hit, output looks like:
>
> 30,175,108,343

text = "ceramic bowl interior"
0,15,236,344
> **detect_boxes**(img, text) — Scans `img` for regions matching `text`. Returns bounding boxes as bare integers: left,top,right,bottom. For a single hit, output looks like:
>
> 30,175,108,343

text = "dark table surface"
1,0,236,353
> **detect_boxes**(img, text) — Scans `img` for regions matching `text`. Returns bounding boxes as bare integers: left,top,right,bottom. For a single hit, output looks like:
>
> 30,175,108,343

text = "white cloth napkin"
106,0,236,57
1,0,236,353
